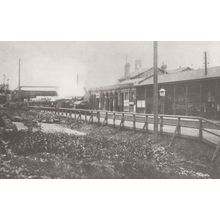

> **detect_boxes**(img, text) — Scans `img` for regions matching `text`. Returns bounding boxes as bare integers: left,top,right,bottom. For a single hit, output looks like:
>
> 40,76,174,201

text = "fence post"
133,113,136,130
120,113,124,129
69,110,72,118
144,115,148,132
91,110,93,123
85,111,87,122
105,111,108,125
97,111,100,124
74,110,76,120
199,118,203,141
177,117,181,136
76,111,79,121
160,116,163,134
113,112,116,127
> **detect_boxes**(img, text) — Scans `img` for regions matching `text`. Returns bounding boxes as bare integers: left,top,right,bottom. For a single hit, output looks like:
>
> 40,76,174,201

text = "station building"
88,61,220,119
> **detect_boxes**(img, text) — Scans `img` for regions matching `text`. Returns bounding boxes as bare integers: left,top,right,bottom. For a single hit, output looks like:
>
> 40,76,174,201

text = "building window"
124,92,129,100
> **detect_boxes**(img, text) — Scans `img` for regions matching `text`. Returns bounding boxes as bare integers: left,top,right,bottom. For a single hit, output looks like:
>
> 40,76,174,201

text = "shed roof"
13,86,58,98
19,86,58,91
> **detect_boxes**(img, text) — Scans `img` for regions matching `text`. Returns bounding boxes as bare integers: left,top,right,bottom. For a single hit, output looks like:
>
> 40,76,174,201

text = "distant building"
88,63,220,119
13,86,58,101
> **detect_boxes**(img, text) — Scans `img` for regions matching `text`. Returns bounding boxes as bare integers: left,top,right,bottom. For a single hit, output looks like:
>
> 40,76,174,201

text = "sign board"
159,88,166,97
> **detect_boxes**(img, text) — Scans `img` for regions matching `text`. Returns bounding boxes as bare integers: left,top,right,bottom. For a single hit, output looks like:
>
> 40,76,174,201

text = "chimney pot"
135,60,142,72
124,62,130,79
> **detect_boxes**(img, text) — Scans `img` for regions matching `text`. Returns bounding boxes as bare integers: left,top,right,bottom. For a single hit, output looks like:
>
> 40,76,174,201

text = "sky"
0,41,220,97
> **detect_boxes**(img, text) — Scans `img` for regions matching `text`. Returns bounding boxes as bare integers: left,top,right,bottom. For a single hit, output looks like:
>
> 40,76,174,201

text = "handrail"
202,118,220,128
202,128,220,138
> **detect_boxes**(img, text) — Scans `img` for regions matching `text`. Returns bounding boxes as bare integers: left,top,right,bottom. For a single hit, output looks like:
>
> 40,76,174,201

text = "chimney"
124,62,130,79
135,60,142,72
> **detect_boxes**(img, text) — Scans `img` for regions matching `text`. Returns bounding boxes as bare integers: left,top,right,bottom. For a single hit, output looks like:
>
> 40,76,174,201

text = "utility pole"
18,58,21,101
204,51,208,76
153,41,158,142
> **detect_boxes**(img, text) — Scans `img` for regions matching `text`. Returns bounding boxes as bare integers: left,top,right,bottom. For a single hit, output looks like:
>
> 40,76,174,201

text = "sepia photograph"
0,41,220,179
1,1,220,220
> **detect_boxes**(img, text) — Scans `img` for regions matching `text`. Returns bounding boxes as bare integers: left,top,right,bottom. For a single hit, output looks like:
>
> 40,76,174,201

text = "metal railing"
29,106,220,147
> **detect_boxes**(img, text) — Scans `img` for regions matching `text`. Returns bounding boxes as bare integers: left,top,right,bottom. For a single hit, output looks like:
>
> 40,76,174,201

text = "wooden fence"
29,106,220,147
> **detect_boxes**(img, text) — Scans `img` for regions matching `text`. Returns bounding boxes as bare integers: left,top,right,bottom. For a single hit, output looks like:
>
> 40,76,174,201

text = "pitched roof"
89,66,220,92
117,67,167,86
136,66,220,86
118,67,167,82
130,67,167,79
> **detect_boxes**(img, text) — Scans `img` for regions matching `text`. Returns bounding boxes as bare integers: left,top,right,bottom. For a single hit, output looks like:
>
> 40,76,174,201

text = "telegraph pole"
204,51,208,76
18,58,21,101
153,41,158,142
